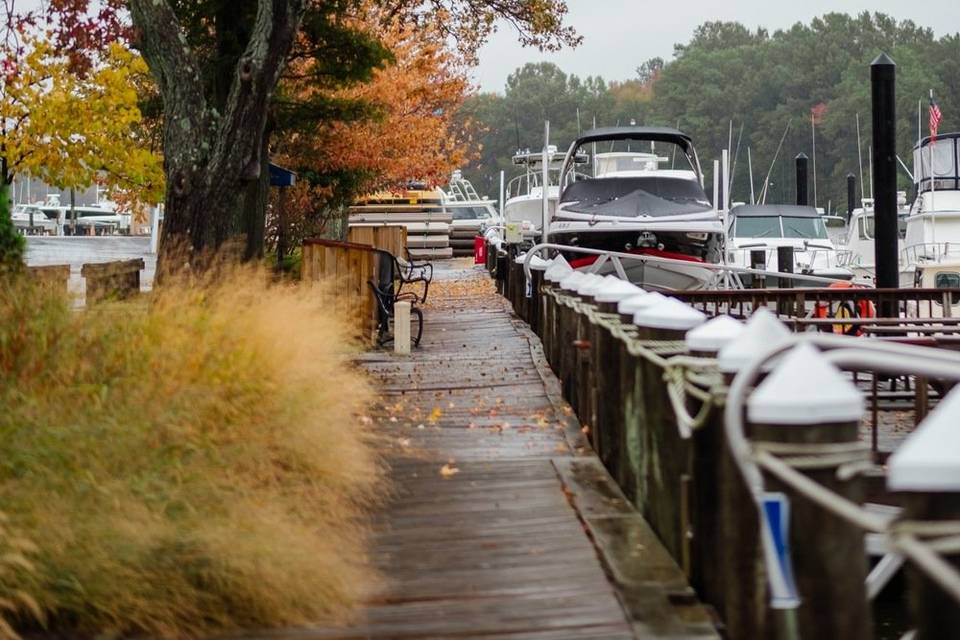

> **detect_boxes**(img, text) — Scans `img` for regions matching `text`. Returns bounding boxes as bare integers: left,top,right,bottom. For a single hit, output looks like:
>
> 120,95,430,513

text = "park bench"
368,249,430,348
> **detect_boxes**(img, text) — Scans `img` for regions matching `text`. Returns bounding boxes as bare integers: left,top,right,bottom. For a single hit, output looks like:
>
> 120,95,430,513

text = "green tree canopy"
462,12,958,213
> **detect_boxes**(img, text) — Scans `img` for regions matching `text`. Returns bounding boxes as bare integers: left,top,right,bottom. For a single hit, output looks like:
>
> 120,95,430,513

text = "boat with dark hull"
549,126,724,291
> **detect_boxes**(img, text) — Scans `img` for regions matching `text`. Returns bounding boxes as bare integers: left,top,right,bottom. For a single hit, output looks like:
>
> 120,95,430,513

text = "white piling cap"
685,315,745,352
888,387,960,491
559,270,588,291
545,255,572,282
576,274,607,296
633,296,707,331
717,308,791,373
618,291,663,315
595,277,643,303
747,343,864,425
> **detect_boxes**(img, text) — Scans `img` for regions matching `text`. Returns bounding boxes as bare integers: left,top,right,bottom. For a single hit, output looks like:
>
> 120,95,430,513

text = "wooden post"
684,316,745,613
617,290,667,501
555,271,588,401
748,344,872,640
591,279,643,471
714,309,792,639
888,388,960,640
395,301,411,355
631,297,706,562
573,275,606,426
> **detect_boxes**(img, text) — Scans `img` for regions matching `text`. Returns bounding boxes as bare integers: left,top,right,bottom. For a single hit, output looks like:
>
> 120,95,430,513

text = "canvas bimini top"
570,126,694,154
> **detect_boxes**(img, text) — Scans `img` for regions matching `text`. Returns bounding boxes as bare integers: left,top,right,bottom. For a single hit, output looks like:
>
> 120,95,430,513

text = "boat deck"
274,259,716,639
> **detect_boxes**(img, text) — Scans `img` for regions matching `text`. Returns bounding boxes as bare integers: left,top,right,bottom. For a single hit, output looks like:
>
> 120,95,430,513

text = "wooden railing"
347,225,407,257
302,239,384,343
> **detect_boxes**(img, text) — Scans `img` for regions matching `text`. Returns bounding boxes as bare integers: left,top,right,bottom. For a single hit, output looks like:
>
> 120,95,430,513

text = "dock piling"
870,53,899,298
748,344,873,640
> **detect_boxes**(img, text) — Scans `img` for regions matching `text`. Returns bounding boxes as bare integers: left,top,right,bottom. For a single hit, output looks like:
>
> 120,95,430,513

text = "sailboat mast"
811,110,818,209
856,113,865,203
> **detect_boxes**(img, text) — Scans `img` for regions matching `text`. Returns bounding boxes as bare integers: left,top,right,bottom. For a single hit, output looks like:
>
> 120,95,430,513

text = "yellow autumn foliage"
0,34,163,205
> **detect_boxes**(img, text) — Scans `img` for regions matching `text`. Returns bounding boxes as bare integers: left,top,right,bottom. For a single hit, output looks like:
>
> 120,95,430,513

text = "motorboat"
726,204,853,284
901,133,960,283
491,146,589,242
11,204,57,235
836,194,910,279
549,126,724,291
442,171,497,256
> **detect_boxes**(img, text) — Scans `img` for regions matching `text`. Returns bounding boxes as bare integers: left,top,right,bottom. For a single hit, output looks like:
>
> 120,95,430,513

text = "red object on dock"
474,236,486,264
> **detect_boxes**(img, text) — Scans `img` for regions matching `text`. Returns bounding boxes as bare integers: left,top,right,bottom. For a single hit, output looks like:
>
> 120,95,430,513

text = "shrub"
0,184,25,274
0,269,380,638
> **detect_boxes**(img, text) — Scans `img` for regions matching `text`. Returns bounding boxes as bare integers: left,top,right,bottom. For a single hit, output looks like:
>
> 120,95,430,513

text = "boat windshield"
734,216,828,239
451,206,493,220
560,176,711,218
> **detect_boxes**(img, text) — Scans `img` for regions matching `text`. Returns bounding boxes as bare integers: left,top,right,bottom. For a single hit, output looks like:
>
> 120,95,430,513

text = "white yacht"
11,204,57,235
495,146,588,242
442,171,497,256
901,133,960,280
726,204,853,285
549,126,724,291
837,194,910,279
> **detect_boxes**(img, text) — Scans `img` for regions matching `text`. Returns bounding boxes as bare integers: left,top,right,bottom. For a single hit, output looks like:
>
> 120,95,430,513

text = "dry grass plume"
0,268,381,638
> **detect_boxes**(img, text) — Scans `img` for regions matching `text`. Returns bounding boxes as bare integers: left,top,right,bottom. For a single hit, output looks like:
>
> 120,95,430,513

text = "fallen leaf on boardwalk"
440,463,460,478
427,407,443,424
398,438,411,448
360,415,372,425
389,416,398,423
447,402,455,409
467,422,477,429
498,422,511,432
417,424,425,430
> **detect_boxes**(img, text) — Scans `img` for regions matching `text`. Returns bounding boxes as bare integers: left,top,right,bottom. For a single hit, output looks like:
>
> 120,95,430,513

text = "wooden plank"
270,259,714,639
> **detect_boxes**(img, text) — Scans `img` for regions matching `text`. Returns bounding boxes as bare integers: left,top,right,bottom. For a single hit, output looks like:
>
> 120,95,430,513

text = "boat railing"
727,246,841,270
901,242,960,265
521,242,850,294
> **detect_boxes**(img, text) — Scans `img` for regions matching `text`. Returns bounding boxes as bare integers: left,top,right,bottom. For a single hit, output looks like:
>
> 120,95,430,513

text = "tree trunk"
130,0,305,276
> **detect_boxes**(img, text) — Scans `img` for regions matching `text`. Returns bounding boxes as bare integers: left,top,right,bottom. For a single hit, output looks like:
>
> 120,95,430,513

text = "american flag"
930,94,943,141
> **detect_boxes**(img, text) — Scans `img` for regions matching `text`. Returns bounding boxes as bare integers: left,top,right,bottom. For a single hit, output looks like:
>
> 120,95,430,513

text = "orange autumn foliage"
278,7,471,201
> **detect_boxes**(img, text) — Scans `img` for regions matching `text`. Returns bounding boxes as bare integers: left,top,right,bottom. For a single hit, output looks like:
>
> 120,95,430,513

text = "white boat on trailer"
549,126,724,291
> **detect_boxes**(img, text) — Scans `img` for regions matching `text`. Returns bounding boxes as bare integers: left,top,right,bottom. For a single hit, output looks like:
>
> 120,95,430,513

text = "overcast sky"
473,0,960,93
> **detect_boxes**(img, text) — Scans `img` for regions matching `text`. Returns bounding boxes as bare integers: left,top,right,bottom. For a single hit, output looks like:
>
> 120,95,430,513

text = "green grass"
0,269,381,638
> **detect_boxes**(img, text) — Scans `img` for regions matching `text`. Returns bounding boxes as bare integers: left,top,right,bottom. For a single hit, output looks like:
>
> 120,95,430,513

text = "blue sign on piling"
760,492,800,609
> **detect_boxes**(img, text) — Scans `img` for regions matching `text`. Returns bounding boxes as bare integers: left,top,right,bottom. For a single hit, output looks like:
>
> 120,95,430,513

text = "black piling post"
750,250,766,289
847,174,857,223
777,246,794,288
795,153,809,206
871,53,899,303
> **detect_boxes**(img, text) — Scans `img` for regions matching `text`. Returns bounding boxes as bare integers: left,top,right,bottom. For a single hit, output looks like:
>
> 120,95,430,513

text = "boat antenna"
760,120,791,204
747,146,756,205
896,155,914,181
514,105,522,152
811,109,818,209
856,112,865,203
729,122,744,200
671,118,680,169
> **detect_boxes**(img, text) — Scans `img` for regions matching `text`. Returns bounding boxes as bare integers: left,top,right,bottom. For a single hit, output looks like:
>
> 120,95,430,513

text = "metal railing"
521,242,850,293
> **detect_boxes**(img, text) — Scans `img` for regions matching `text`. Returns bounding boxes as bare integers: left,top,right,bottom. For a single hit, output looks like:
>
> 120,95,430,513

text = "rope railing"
723,334,960,609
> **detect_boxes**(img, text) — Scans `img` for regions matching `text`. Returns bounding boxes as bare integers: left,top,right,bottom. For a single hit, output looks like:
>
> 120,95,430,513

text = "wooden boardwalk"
265,260,716,639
